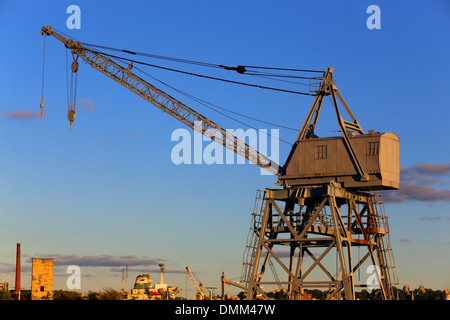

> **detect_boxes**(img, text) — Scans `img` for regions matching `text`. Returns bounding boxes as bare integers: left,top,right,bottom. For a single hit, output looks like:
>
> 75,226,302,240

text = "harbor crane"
40,26,400,300
186,266,207,300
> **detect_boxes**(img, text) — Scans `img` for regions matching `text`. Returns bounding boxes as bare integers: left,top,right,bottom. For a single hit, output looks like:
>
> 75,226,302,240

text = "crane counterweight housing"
280,131,400,190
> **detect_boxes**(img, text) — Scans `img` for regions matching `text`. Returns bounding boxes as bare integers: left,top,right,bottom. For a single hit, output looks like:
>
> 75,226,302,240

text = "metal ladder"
372,194,399,297
241,190,266,284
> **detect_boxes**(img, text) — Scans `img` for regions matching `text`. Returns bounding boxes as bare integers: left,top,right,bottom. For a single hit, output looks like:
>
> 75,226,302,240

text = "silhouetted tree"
100,287,123,300
87,290,100,300
0,290,13,300
52,290,83,300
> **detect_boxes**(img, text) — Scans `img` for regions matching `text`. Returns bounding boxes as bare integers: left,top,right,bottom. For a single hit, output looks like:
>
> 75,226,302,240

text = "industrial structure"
126,262,178,300
39,26,400,300
15,243,21,300
31,258,54,300
186,266,207,300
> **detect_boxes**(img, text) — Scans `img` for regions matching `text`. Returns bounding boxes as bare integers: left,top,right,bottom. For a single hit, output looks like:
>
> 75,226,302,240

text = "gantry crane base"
242,182,398,300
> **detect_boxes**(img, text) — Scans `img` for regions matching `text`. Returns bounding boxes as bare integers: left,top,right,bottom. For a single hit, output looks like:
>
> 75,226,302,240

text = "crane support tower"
40,26,400,300
241,68,400,300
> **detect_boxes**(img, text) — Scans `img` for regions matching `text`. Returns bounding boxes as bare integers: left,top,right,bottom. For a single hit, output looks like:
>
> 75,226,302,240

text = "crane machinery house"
279,131,400,190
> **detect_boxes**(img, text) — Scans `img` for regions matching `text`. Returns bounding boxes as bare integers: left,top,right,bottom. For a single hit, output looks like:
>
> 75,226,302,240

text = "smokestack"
15,243,21,300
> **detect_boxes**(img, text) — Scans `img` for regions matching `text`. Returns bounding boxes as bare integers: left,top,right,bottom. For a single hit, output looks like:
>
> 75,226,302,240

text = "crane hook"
68,109,76,130
40,97,44,117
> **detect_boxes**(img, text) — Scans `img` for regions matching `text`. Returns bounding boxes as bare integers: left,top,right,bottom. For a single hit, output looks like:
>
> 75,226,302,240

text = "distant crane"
40,26,400,300
185,266,207,300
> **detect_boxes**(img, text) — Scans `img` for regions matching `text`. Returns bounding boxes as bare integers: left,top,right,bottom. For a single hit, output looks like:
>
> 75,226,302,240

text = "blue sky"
0,0,449,296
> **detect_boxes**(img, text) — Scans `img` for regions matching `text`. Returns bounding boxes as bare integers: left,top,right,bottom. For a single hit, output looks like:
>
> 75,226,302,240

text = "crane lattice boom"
40,26,279,175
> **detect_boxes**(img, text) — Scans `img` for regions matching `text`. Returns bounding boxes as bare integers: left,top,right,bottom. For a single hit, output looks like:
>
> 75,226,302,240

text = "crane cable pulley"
219,64,247,74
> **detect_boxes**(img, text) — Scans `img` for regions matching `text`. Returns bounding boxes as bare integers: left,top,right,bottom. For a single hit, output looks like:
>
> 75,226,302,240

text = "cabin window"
367,142,379,156
315,145,327,159
40,286,45,292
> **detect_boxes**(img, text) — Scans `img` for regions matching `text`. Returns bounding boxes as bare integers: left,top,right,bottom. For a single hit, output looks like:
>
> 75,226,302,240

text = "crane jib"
40,26,280,175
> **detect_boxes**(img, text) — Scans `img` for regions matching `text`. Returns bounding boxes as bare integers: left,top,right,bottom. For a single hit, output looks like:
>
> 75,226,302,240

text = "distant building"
126,263,178,300
0,282,8,291
126,273,178,300
31,258,54,300
128,274,154,300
